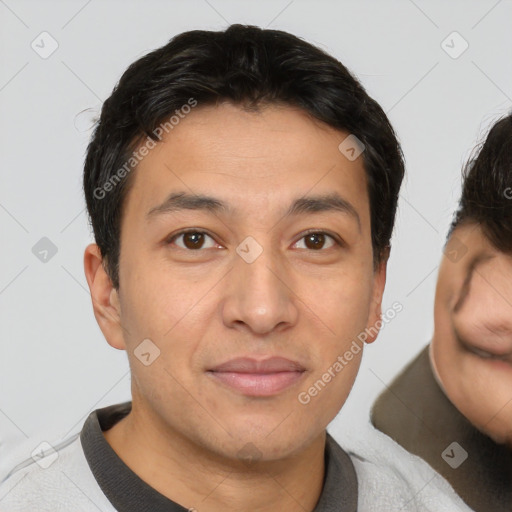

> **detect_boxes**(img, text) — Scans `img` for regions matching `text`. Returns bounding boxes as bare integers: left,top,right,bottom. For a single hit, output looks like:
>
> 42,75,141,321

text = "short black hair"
83,24,405,290
448,113,512,252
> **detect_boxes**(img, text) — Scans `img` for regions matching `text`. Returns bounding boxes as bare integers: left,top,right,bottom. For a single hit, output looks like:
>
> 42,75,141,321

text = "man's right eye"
166,230,218,250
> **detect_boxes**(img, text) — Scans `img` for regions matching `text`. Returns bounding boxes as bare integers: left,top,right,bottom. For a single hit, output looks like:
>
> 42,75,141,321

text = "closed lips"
208,356,306,373
207,357,307,397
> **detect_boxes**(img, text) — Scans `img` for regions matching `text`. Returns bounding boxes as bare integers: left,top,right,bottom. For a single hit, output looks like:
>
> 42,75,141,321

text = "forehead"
123,102,371,227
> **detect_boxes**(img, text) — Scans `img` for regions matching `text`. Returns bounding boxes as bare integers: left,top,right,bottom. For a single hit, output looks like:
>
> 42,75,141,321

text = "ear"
83,243,126,350
364,247,389,344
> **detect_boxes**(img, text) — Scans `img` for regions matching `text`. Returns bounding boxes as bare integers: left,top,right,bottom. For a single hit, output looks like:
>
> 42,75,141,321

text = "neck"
103,401,326,512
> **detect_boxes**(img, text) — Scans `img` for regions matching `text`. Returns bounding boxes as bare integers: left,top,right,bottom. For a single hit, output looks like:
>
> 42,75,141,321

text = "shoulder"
0,434,115,512
341,423,473,512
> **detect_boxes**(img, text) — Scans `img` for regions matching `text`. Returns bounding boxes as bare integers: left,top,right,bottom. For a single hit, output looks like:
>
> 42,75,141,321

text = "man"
372,113,512,511
0,24,470,511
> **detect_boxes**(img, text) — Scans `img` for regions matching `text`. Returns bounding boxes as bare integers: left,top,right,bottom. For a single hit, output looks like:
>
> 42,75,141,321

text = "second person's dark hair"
448,113,512,251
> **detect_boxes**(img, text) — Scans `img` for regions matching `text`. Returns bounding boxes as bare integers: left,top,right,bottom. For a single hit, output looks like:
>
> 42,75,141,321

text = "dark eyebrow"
453,254,493,313
146,191,361,230
285,193,361,231
146,192,230,218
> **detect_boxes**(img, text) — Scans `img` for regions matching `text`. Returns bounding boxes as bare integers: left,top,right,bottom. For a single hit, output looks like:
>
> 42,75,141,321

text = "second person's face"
432,223,512,446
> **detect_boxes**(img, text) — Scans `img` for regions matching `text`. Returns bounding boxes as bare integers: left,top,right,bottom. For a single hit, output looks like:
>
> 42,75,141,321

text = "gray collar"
81,402,358,512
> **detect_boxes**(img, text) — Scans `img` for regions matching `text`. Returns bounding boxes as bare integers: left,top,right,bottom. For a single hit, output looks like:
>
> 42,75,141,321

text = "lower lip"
208,371,305,396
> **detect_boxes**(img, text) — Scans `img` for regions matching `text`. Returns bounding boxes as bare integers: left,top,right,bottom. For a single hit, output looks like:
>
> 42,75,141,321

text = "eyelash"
166,228,343,251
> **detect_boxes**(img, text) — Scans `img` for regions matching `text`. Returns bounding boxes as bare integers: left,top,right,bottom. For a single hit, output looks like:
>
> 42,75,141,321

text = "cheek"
295,270,369,406
432,290,465,376
434,311,512,438
297,348,363,431
313,261,373,325
450,365,512,444
120,257,207,339
432,309,473,420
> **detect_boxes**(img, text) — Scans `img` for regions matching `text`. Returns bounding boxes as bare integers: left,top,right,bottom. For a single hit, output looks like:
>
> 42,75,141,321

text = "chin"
210,433,304,463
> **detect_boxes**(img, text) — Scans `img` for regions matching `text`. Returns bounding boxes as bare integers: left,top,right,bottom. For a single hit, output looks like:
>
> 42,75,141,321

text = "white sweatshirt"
0,402,473,512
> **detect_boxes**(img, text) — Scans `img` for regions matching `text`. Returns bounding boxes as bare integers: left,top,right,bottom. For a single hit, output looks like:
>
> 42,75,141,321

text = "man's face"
91,102,386,461
432,223,512,446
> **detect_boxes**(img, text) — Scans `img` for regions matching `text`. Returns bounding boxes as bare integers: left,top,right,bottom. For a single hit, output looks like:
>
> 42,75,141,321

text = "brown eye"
183,232,205,249
306,233,325,250
170,231,217,250
294,232,337,251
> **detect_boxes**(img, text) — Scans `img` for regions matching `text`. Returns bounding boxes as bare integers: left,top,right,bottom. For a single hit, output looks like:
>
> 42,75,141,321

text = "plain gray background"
1,0,511,476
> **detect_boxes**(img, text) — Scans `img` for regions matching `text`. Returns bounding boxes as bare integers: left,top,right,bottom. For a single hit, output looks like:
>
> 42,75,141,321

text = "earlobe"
83,243,126,350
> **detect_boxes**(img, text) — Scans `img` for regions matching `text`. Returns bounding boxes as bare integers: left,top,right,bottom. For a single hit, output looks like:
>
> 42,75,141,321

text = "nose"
454,264,512,354
221,243,299,336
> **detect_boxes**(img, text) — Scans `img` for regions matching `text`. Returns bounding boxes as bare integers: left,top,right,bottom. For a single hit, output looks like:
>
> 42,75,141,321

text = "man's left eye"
293,232,339,251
